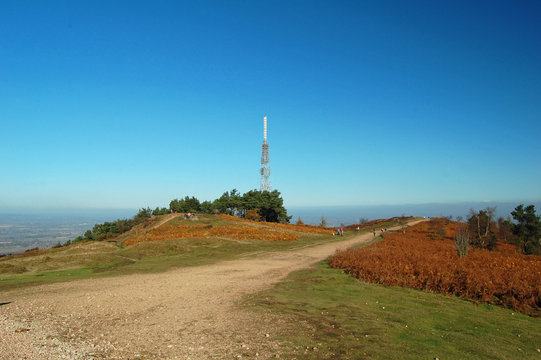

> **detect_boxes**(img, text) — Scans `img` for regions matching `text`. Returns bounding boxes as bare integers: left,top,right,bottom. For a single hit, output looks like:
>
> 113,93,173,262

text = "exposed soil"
0,222,423,359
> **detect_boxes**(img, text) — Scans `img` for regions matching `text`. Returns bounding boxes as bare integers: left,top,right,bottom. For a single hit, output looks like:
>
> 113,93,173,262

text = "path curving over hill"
0,220,424,359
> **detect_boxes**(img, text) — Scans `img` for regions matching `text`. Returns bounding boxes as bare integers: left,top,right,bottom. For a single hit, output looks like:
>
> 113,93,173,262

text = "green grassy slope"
246,261,541,360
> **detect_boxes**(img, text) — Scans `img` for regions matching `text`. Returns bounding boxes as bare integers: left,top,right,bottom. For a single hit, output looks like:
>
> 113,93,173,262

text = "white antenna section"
260,115,271,192
264,115,267,141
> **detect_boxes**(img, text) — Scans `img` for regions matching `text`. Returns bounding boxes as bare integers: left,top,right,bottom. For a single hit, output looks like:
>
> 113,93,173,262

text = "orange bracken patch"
124,223,299,246
218,214,331,234
328,220,541,314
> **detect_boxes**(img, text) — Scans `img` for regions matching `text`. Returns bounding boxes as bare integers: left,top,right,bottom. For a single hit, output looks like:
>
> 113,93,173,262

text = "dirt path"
149,213,181,230
0,221,424,359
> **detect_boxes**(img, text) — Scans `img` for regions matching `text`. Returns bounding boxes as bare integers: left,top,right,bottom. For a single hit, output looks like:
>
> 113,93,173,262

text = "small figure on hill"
373,228,376,237
340,227,344,236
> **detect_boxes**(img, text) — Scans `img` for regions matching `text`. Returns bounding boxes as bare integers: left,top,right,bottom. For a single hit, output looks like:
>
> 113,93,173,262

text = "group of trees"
455,204,540,256
169,189,291,223
64,189,290,246
466,207,499,250
68,207,153,245
169,196,205,213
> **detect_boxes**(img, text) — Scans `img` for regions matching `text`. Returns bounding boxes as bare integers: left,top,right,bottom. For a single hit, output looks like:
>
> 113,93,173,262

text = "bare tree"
320,216,327,228
485,206,496,236
401,221,408,234
454,218,470,258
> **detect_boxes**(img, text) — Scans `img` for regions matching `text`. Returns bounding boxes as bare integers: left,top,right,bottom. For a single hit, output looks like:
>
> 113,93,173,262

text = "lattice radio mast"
259,115,271,191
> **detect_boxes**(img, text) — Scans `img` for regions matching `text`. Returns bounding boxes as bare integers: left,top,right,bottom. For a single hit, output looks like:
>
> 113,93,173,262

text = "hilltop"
0,213,406,289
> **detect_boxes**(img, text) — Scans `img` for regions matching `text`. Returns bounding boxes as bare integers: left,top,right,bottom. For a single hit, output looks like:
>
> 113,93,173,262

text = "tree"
72,235,84,244
467,207,498,250
254,190,291,223
454,217,470,258
134,207,152,224
214,189,242,216
497,216,515,244
83,230,93,241
232,189,287,223
169,198,181,212
228,189,243,216
180,196,201,212
169,197,201,213
92,221,120,240
200,200,214,214
320,216,327,227
152,207,170,216
117,219,133,233
400,221,408,234
511,204,541,255
296,217,304,225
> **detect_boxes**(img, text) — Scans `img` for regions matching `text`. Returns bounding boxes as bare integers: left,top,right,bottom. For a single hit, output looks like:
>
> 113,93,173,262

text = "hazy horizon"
2,199,540,219
2,200,540,254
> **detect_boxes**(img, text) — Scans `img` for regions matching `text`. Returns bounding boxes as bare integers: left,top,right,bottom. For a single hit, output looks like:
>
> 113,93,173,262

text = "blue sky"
1,0,540,211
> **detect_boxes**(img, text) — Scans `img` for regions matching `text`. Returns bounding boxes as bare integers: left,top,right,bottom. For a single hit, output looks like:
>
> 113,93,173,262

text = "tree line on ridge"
64,189,290,246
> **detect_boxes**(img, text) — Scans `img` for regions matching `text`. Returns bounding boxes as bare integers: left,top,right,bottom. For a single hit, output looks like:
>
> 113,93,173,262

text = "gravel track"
0,223,421,359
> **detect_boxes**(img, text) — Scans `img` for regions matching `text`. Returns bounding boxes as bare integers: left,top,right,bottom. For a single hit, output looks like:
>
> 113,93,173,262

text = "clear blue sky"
1,0,540,211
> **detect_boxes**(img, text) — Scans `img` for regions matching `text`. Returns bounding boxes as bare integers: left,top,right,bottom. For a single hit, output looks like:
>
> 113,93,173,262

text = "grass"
0,214,367,290
245,262,541,359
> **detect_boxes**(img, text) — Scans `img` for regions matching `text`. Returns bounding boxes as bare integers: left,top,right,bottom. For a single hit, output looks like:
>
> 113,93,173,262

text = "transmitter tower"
260,115,271,191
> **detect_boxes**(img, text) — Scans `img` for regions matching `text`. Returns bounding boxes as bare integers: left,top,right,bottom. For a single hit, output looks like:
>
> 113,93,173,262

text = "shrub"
245,209,262,222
